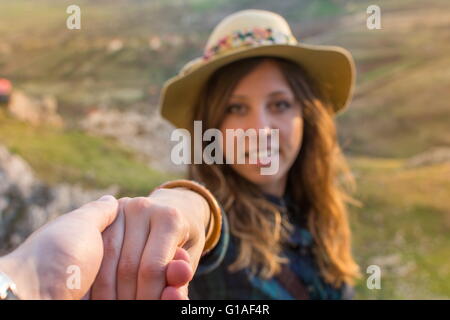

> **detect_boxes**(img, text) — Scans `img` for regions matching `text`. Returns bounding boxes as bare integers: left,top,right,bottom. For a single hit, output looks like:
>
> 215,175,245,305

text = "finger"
117,197,152,300
91,198,128,300
174,225,205,277
161,286,188,300
82,288,91,300
183,240,204,279
70,195,119,232
181,282,190,299
136,206,188,300
166,259,193,288
166,247,192,287
173,246,191,263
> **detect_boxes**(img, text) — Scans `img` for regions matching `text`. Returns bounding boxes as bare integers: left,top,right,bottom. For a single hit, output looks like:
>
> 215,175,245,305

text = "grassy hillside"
349,157,450,299
0,110,175,196
1,0,449,299
334,1,450,158
0,0,349,118
1,0,449,156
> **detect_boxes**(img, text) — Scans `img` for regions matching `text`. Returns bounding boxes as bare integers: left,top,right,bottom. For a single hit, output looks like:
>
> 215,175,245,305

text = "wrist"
150,179,222,255
0,252,40,299
173,187,211,230
149,187,210,233
0,243,65,300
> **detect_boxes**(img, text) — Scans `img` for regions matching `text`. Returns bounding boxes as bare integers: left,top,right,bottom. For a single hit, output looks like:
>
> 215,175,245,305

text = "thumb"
70,195,119,232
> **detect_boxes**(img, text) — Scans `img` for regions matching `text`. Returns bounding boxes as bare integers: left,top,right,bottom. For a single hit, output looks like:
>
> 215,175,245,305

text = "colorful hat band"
202,27,297,61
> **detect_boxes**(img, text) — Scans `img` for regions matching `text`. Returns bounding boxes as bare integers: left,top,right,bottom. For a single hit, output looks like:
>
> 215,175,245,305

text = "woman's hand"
90,187,210,300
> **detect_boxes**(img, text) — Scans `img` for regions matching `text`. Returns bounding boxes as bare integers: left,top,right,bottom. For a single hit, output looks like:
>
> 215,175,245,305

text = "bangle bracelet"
150,179,222,256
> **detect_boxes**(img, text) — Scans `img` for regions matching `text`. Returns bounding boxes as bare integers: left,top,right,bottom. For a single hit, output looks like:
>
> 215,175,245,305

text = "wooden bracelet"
151,179,222,256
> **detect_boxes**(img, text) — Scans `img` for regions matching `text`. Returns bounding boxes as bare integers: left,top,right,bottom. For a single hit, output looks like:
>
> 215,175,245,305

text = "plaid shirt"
189,193,354,300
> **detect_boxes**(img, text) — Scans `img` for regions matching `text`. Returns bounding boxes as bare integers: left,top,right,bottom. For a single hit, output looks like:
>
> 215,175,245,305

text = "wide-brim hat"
159,9,355,129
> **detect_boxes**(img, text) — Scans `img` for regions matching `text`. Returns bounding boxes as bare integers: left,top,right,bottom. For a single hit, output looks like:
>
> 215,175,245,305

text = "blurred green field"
0,110,175,196
1,0,449,299
349,157,450,299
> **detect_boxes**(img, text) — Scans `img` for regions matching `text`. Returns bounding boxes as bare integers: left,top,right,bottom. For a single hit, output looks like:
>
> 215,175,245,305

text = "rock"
370,253,402,268
149,36,162,51
81,107,185,174
7,90,64,127
369,253,416,277
405,147,450,168
0,145,118,255
107,38,123,53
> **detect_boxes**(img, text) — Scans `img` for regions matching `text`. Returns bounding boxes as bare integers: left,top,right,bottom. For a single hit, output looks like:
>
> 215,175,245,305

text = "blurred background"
0,0,449,299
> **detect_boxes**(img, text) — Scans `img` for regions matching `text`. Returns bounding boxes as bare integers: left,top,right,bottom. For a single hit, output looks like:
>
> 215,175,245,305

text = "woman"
91,9,360,300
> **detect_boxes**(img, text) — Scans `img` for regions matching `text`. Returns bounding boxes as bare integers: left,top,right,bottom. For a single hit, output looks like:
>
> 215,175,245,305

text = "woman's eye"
271,100,292,112
226,103,246,114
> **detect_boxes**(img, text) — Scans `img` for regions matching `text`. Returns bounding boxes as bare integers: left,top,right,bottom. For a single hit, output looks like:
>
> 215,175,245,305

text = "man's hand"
90,188,210,300
0,195,119,299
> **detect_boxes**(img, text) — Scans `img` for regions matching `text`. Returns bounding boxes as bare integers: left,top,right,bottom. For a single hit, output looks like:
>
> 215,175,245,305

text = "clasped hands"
0,187,211,300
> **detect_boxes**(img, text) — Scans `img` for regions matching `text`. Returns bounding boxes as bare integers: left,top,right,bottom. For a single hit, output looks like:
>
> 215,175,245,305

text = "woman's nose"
246,105,273,132
244,106,275,151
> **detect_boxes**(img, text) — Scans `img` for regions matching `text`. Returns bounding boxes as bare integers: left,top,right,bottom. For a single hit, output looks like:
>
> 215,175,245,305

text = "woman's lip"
255,157,272,167
244,149,281,166
244,148,280,157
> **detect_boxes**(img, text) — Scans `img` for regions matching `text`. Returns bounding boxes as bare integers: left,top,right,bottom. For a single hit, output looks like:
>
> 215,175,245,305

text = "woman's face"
219,59,304,197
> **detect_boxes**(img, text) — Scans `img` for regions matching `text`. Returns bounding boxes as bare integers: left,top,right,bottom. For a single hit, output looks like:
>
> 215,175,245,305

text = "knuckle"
158,206,185,232
139,261,165,281
81,200,105,213
118,258,139,281
127,197,152,215
93,274,113,292
103,236,120,258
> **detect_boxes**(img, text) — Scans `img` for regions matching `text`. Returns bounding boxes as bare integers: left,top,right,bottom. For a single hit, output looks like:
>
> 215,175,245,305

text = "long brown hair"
188,57,360,287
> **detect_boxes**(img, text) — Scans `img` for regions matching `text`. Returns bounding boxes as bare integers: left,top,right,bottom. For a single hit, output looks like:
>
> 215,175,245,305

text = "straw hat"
159,9,355,129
